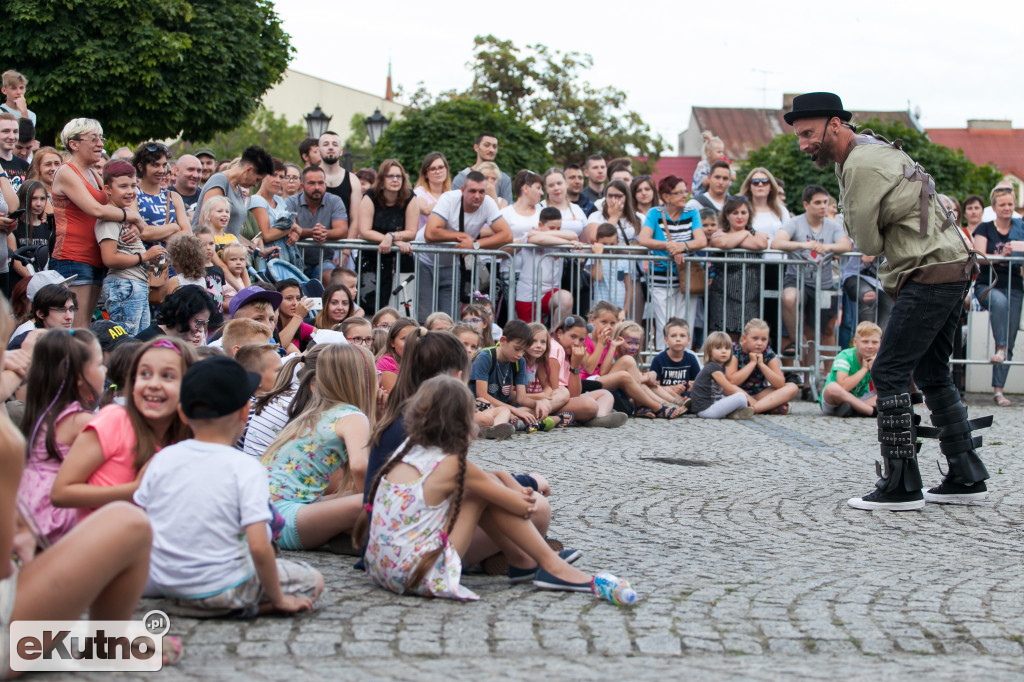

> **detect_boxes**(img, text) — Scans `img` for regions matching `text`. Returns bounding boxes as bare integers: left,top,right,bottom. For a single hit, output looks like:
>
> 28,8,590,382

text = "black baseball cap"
90,319,136,353
180,356,260,419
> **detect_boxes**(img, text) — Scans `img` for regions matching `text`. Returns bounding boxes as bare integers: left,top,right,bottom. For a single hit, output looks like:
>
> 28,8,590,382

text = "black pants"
871,280,970,399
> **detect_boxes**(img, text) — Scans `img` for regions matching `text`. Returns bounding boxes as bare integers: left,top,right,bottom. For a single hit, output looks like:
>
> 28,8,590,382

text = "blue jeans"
872,280,970,398
101,277,150,336
52,259,104,286
979,285,1023,388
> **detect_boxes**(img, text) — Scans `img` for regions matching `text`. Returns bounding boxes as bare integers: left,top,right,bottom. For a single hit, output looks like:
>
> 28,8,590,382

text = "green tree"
3,0,292,145
173,107,306,164
371,99,552,181
740,118,1003,215
465,35,665,166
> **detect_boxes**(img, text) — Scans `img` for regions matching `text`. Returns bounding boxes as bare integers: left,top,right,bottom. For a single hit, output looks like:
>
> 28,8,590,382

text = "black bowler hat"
180,356,260,419
784,92,852,125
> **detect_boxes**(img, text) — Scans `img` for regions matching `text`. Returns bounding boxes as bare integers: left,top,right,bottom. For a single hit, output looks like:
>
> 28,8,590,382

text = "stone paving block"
236,641,289,658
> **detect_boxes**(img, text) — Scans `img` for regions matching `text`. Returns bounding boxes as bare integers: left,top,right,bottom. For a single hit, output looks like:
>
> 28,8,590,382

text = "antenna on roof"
751,69,777,109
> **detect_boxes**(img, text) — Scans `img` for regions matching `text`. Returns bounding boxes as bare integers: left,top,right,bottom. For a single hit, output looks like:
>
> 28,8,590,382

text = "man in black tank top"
317,131,361,278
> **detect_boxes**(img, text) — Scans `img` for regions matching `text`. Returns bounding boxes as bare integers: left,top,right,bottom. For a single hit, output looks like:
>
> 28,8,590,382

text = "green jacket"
836,132,974,296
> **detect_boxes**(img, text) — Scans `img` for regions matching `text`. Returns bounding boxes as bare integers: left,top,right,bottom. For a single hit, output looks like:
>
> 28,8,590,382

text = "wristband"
121,208,127,223
137,253,143,266
569,367,581,375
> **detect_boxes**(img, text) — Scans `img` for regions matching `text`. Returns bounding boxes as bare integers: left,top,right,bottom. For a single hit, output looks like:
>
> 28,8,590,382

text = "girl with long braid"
356,375,636,604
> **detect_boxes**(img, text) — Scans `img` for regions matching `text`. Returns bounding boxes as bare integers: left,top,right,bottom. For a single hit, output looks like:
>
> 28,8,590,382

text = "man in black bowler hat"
785,92,990,511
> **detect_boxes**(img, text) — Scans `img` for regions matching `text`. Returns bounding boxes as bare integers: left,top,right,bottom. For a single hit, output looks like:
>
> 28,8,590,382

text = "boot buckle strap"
877,429,913,445
881,443,917,458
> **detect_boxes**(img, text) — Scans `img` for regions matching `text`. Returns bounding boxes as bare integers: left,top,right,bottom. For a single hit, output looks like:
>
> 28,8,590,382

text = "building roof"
634,156,701,188
693,107,919,161
927,127,1024,177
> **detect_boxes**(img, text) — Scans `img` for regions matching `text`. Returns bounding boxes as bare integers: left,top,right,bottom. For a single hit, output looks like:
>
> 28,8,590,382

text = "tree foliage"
3,0,292,145
173,107,306,165
740,118,1004,215
466,35,665,166
371,99,552,181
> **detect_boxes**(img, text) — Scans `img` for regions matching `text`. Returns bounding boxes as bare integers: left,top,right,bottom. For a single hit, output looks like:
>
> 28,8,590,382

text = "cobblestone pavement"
61,395,1024,680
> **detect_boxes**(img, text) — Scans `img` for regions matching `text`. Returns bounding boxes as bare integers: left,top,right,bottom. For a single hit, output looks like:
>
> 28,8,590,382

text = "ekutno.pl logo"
11,610,169,673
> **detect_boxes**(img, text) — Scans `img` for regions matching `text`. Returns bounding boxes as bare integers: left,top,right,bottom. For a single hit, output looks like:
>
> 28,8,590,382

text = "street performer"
785,92,990,511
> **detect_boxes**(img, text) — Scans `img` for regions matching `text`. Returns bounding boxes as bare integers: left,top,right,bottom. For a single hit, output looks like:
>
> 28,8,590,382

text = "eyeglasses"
428,165,447,173
749,178,771,186
56,306,79,314
385,174,404,180
145,143,169,153
191,319,210,332
665,190,687,197
373,323,392,330
348,336,373,345
74,135,105,145
463,317,483,324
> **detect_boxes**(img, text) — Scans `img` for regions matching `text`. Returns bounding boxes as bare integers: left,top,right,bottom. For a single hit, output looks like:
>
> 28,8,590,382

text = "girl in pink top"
17,329,106,545
375,318,420,393
51,337,198,513
580,302,682,419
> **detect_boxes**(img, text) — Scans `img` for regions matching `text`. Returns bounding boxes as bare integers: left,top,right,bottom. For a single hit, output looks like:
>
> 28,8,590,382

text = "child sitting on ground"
135,356,323,616
471,319,552,433
610,320,686,407
221,318,274,359
523,322,574,428
548,316,627,428
820,321,881,417
460,304,494,348
650,318,702,400
725,318,799,415
235,343,282,396
690,332,756,419
356,374,635,604
451,324,514,439
583,302,683,419
425,311,455,332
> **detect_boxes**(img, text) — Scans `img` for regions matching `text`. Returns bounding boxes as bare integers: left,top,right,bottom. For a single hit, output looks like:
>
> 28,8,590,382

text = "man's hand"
312,223,328,243
453,233,474,250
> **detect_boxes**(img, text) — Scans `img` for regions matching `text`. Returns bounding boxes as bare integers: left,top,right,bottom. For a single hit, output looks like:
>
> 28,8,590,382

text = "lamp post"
364,108,390,147
305,105,331,140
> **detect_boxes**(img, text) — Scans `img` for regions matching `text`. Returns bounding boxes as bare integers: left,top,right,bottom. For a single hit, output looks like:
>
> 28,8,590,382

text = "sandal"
994,391,1012,407
991,350,1007,364
781,343,797,358
633,407,656,419
772,402,791,415
553,412,576,428
654,404,683,419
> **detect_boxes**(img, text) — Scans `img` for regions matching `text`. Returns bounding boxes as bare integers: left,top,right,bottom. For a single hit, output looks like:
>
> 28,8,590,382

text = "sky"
273,0,1023,154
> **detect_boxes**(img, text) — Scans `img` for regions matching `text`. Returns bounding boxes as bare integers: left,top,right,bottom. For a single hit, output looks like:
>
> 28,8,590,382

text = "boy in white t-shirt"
134,356,323,617
514,207,580,324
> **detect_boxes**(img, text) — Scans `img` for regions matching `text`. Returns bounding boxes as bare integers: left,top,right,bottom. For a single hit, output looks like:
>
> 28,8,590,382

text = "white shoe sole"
923,491,989,504
847,496,925,511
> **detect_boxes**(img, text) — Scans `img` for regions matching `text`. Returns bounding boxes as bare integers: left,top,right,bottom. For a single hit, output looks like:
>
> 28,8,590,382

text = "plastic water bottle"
591,573,637,605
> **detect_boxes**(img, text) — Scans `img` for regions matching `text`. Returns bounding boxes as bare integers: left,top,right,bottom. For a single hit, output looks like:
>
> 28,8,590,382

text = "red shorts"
515,289,558,322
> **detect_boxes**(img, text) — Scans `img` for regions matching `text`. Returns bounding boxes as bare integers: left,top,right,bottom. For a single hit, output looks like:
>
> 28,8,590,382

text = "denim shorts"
51,259,105,286
273,498,307,550
101,277,150,336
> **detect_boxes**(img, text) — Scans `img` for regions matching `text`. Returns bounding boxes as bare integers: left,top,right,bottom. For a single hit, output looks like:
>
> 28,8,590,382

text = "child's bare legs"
564,396,598,421
549,386,570,413
295,494,365,549
13,502,151,623
579,389,615,418
597,370,662,410
475,406,511,428
610,356,676,405
822,383,876,415
751,384,799,413
460,492,551,566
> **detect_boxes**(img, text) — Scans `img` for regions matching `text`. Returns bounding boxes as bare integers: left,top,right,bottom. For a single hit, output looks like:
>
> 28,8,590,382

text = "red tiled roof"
693,107,918,161
926,128,1024,177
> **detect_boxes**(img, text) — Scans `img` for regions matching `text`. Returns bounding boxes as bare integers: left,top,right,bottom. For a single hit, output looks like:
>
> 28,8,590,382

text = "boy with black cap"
785,92,989,511
134,356,323,616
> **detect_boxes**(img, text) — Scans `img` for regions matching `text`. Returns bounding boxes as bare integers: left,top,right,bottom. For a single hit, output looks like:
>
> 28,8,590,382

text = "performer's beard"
811,124,834,169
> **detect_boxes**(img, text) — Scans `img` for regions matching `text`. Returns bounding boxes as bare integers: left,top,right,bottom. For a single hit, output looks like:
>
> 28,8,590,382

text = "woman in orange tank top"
50,118,147,328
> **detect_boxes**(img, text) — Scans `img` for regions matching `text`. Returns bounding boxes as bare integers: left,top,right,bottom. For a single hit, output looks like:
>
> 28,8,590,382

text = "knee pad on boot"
875,393,924,493
920,388,991,485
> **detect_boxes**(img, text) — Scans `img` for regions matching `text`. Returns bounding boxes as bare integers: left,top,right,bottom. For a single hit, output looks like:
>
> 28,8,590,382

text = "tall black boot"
848,393,925,511
918,388,991,504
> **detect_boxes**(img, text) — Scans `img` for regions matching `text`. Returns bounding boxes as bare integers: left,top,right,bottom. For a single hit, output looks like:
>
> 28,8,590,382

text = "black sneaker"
834,403,854,418
848,487,925,511
924,478,989,504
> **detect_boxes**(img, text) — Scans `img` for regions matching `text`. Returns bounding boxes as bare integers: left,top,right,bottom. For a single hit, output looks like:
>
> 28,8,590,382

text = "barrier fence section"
291,240,1023,396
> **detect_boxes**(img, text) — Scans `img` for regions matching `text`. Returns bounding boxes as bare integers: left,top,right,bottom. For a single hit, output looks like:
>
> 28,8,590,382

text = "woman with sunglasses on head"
132,141,190,246
51,119,148,328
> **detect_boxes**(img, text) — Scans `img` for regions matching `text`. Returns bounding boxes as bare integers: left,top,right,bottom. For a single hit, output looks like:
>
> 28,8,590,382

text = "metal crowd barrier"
288,240,1024,396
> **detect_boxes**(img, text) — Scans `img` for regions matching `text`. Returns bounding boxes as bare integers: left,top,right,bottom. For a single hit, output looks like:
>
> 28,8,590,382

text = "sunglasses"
749,178,771,186
145,143,169,154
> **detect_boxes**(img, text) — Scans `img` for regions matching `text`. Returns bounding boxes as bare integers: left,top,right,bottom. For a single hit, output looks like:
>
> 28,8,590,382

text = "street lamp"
305,105,331,140
364,109,390,147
